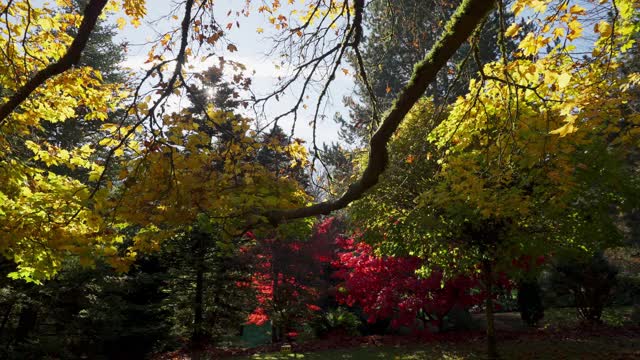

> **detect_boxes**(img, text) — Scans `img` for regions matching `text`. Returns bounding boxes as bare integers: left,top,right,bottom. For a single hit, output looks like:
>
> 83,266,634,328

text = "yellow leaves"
122,0,146,21
552,27,565,40
568,4,587,15
567,19,583,40
88,164,105,182
256,27,264,34
594,21,613,37
131,17,141,28
550,122,577,137
285,140,309,168
98,137,120,147
557,72,572,89
505,23,521,38
161,33,171,46
116,17,127,30
518,33,550,56
512,0,551,16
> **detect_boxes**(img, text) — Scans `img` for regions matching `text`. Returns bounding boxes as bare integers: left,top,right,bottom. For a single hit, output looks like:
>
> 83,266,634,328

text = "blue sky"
113,0,352,147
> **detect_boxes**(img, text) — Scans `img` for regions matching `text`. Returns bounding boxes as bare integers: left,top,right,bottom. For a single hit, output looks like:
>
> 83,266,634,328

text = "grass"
541,306,635,328
237,334,640,360
231,307,639,360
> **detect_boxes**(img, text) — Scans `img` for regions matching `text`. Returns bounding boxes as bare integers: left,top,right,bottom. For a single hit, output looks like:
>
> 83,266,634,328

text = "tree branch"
266,0,496,224
0,0,109,125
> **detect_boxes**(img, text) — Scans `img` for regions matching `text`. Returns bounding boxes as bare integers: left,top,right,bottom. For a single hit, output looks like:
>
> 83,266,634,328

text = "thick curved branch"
267,0,496,224
0,0,109,125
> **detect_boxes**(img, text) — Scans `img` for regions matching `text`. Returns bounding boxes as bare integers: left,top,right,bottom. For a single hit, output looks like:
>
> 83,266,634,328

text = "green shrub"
550,253,618,323
517,280,544,326
311,307,361,337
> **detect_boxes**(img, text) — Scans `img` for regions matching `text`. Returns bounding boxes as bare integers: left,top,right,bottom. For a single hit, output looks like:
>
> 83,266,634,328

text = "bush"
550,253,618,323
612,275,640,306
517,280,544,326
311,307,361,338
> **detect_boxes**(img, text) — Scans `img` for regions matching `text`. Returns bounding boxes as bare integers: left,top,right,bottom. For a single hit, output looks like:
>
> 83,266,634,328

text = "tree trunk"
271,271,281,343
191,233,206,360
483,260,499,360
14,304,38,345
0,302,13,336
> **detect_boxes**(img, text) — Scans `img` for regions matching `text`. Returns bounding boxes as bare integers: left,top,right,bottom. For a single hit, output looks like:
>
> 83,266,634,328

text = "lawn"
238,332,640,360
232,307,639,360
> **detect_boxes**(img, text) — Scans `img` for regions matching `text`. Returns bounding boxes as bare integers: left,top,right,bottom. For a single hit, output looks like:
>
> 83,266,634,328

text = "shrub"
312,307,361,338
517,280,544,326
550,253,618,323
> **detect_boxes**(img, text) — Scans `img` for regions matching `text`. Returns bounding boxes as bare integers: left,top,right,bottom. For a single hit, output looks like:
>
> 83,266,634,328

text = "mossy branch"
267,0,496,224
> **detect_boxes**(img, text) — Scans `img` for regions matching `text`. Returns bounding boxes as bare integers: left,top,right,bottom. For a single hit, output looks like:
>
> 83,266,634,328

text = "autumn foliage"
332,233,488,330
244,222,337,340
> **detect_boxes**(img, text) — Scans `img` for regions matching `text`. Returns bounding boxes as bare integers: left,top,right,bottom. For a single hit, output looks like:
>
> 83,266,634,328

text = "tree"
0,0,636,295
550,253,619,323
245,224,332,343
160,220,253,352
1,1,496,283
332,233,490,332
0,256,171,360
346,1,640,357
340,0,505,143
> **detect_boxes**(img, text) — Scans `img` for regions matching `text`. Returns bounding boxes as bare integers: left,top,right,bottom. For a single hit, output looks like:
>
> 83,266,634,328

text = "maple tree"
0,0,496,281
346,1,639,357
245,221,334,342
0,1,637,358
0,1,635,345
332,233,490,332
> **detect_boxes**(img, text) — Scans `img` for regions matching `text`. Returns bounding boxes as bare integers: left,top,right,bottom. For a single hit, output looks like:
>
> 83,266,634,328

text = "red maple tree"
332,234,488,331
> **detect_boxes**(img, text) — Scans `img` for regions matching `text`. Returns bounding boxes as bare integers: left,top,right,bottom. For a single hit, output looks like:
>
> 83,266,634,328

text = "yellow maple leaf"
557,72,571,89
567,19,583,40
552,27,565,40
505,23,521,38
116,17,127,30
569,5,587,15
594,21,612,37
549,122,577,137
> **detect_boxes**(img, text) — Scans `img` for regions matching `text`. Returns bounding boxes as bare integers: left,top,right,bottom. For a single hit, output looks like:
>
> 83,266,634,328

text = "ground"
156,308,640,359
237,328,640,359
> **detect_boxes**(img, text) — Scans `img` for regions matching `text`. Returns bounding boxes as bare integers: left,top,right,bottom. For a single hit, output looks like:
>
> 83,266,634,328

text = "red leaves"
245,219,337,328
247,307,269,326
332,236,484,329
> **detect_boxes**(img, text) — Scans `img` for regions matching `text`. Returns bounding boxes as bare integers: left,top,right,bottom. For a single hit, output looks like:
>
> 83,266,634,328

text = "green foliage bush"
517,280,544,326
311,307,362,338
549,253,618,323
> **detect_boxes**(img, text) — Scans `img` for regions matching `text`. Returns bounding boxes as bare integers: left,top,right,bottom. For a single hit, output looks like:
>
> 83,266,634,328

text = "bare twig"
266,0,497,224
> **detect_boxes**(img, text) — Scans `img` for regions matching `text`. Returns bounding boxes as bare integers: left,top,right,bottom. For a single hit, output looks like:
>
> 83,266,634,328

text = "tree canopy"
0,0,638,284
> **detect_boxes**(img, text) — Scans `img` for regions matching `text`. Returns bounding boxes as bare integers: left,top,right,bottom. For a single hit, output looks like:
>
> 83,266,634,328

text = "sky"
113,0,354,147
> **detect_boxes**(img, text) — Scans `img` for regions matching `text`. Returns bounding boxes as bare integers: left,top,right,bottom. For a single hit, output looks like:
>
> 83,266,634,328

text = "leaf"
505,23,520,38
553,27,565,40
569,5,587,15
549,122,577,137
567,19,583,40
557,72,571,89
116,17,127,30
594,21,612,37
